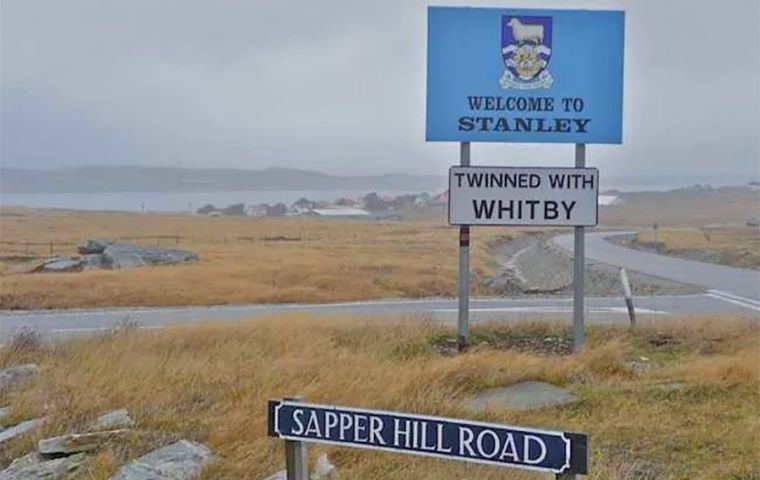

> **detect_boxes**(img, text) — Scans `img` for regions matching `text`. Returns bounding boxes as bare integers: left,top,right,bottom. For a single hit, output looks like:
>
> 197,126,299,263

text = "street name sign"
268,399,588,475
426,7,625,144
448,166,598,226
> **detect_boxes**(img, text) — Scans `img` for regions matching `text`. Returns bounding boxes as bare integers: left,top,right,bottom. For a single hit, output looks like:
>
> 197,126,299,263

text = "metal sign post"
282,397,308,480
573,144,586,351
458,141,471,351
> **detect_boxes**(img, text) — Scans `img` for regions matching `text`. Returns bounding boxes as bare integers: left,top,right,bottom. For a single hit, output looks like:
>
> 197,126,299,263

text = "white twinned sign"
448,166,598,226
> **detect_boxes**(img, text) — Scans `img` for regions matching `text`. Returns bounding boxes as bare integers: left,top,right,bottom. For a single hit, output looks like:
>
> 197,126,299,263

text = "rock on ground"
38,429,132,455
109,440,214,480
0,453,86,480
78,239,113,255
0,418,45,445
470,381,578,412
81,254,106,271
89,409,135,431
103,243,199,269
41,259,84,273
0,364,38,393
311,454,336,480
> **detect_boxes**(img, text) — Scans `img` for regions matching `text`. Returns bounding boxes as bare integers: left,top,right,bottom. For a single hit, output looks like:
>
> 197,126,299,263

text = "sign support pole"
458,141,471,352
573,143,587,351
557,473,579,480
284,397,308,480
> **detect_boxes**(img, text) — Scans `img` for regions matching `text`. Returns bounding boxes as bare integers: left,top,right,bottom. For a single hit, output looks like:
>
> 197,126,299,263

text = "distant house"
335,197,357,207
302,207,371,219
431,190,449,206
246,204,268,217
414,193,432,206
266,203,288,217
598,195,621,206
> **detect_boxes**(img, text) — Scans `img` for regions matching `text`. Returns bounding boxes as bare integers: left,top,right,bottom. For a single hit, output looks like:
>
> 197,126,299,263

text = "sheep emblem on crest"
500,16,554,90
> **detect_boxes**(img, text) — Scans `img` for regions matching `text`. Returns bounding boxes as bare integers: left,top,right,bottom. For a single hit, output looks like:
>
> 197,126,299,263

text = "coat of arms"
500,16,553,90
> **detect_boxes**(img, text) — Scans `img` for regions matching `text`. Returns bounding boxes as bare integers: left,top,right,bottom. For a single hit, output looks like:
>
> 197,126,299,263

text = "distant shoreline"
1,184,757,214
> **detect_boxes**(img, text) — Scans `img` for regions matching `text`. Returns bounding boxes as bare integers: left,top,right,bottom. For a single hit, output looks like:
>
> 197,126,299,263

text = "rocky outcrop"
89,409,135,431
110,440,214,480
103,244,199,269
0,418,45,445
0,453,86,480
470,381,578,412
24,241,199,274
77,239,113,255
38,429,132,455
0,364,38,393
311,454,336,480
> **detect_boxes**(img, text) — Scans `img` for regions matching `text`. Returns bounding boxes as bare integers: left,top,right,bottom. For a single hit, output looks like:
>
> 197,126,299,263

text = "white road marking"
707,290,760,306
705,291,760,312
429,306,668,315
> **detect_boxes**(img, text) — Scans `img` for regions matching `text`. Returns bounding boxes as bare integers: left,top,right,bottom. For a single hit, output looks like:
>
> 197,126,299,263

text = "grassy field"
599,187,760,228
632,226,760,269
0,315,757,479
0,208,511,309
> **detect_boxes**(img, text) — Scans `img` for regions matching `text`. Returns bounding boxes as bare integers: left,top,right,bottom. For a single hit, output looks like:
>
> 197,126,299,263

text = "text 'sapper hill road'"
553,231,760,302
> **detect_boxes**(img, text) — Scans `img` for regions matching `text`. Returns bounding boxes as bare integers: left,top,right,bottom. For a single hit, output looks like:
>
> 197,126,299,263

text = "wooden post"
284,397,308,480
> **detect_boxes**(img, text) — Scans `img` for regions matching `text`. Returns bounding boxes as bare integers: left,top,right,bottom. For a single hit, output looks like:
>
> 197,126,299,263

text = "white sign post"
448,166,598,227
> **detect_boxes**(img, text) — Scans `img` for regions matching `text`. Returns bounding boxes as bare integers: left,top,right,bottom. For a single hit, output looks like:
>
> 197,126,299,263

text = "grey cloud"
1,0,758,179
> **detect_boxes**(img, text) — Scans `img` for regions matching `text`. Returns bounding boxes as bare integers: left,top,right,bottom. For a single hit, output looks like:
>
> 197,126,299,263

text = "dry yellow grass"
1,315,757,479
599,187,760,228
634,226,759,269
0,208,512,309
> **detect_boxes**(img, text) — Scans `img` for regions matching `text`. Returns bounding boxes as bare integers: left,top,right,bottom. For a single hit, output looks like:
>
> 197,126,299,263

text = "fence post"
620,268,636,327
50,241,54,255
284,397,308,480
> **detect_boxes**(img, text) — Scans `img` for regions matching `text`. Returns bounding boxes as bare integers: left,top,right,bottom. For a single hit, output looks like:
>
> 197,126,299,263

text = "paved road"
0,293,754,343
554,231,760,305
2,232,758,343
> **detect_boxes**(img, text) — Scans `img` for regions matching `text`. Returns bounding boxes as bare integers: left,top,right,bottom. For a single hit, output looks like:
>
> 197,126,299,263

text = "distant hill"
0,166,445,194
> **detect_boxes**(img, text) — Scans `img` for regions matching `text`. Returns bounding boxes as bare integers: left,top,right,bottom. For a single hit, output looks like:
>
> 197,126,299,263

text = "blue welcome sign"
269,399,588,474
426,7,625,144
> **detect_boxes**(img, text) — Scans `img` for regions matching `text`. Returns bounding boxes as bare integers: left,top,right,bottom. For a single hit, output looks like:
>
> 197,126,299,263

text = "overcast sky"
1,0,758,179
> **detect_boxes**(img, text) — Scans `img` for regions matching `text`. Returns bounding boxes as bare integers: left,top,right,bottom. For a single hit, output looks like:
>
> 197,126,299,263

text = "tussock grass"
0,209,509,309
634,227,759,269
0,315,757,479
